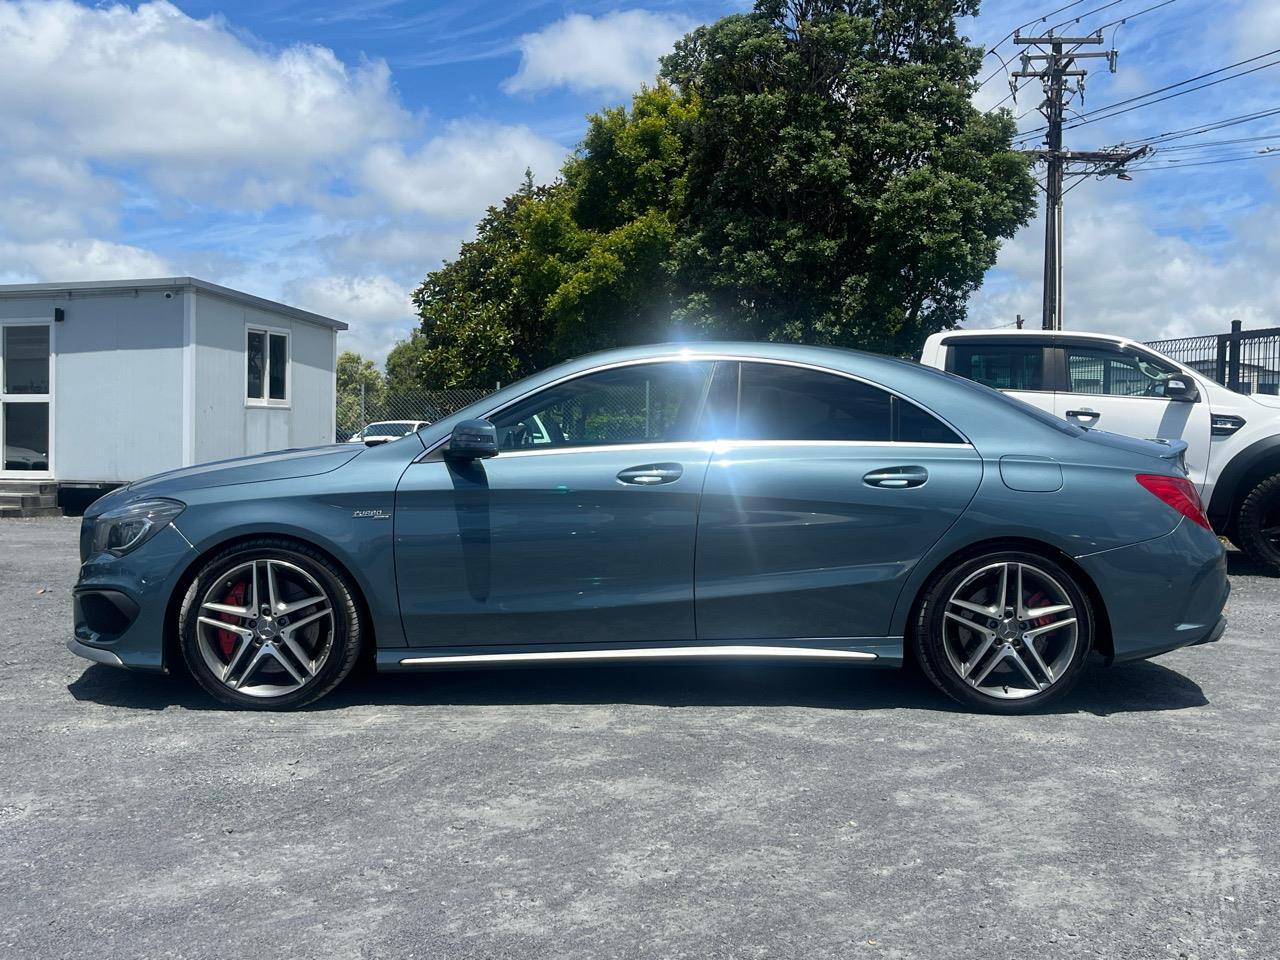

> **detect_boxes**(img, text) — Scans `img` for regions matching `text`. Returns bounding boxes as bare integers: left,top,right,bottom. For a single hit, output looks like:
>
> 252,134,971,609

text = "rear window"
950,342,1045,391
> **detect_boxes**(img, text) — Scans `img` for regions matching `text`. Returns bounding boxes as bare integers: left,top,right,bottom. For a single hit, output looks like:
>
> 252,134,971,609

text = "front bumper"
1077,518,1229,663
68,523,196,673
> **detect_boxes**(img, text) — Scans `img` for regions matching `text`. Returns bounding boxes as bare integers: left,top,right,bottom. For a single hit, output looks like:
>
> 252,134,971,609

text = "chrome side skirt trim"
398,645,878,667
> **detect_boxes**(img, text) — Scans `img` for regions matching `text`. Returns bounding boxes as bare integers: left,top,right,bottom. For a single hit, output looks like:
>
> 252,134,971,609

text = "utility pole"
1012,34,1145,330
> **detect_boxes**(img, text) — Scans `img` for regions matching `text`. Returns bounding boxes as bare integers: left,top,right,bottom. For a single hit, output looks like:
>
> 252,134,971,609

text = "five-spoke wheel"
179,540,363,709
914,550,1092,712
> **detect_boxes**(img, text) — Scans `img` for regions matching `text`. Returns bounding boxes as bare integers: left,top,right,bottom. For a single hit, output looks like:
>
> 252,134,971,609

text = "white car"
921,328,1280,572
346,420,429,444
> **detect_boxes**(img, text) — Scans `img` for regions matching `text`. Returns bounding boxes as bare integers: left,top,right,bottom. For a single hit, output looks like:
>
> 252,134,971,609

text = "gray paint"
69,341,1227,688
0,278,343,483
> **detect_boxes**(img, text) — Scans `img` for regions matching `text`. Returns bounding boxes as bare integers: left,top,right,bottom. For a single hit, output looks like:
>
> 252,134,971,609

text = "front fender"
174,476,410,650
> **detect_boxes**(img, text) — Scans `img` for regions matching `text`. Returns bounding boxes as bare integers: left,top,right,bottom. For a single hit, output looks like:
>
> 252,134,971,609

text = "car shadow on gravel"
67,657,1206,716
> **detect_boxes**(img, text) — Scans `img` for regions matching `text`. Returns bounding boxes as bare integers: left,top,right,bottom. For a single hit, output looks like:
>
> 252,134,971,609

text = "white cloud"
0,0,410,204
285,274,415,364
968,184,1280,342
0,0,572,366
362,122,566,218
0,238,172,283
503,10,693,98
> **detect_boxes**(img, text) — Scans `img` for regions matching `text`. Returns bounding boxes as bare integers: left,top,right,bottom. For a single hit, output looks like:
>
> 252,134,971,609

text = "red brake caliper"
1025,590,1054,629
217,581,247,658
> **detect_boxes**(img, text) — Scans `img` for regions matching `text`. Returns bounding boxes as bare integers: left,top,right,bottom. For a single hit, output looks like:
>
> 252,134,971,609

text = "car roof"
928,328,1134,348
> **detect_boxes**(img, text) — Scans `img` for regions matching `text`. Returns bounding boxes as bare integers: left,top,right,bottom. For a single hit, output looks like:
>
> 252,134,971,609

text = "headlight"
90,499,185,557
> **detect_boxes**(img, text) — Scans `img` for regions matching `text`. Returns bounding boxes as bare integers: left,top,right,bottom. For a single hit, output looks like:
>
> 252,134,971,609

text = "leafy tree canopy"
398,0,1033,388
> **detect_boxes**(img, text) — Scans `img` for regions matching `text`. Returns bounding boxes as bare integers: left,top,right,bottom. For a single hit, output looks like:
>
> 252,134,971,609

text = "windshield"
363,422,415,437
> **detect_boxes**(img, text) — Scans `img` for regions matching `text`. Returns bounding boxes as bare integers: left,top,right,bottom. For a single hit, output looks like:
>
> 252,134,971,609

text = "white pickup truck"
920,328,1280,572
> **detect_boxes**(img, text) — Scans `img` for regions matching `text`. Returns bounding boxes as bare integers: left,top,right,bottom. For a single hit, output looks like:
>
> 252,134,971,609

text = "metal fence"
1146,321,1280,396
336,386,494,442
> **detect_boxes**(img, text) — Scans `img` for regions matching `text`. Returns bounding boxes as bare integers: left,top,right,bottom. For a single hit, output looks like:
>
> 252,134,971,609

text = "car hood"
89,445,363,515
1246,393,1280,410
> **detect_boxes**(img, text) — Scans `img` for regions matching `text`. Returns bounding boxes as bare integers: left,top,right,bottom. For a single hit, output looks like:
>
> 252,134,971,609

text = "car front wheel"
178,539,363,710
913,550,1093,714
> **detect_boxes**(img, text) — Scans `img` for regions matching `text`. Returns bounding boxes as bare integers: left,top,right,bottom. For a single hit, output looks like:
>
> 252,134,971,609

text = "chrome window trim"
415,353,972,462
434,438,976,461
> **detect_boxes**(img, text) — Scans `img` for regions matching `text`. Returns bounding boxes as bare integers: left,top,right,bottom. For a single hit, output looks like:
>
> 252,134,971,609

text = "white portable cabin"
0,277,345,514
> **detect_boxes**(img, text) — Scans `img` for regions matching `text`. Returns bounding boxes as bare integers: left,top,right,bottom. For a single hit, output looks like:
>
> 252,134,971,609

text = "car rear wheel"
913,550,1093,714
1235,473,1280,575
178,539,363,710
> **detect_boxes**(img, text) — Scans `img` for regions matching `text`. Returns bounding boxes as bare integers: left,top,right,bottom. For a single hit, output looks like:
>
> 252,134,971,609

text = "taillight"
1136,474,1212,530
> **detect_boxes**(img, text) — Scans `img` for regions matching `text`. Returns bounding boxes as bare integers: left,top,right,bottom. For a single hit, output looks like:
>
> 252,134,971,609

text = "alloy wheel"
941,560,1079,700
194,559,335,698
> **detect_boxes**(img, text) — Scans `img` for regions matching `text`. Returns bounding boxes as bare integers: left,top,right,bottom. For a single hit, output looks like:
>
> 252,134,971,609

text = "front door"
394,361,716,647
1053,342,1213,491
694,362,983,641
0,322,53,478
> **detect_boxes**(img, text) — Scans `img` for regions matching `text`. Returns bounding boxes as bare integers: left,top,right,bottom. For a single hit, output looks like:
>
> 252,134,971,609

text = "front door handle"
617,462,683,486
863,466,928,489
1065,409,1101,427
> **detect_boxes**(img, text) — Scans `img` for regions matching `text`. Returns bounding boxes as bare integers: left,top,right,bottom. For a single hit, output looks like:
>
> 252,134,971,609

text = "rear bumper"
1077,518,1229,663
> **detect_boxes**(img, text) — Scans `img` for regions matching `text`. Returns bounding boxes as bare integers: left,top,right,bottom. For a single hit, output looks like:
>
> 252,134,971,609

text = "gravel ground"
0,516,1277,960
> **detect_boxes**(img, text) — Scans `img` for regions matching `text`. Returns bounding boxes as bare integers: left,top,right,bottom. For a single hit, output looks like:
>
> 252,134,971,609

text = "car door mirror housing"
1165,377,1197,402
446,419,499,460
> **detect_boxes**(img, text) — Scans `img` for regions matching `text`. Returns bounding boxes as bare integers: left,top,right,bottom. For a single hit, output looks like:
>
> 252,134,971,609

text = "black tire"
912,549,1094,714
1235,473,1280,575
178,538,363,710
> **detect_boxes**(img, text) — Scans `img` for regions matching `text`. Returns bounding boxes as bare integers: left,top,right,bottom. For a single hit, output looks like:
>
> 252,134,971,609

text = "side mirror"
1165,377,1198,402
445,419,498,461
363,436,391,447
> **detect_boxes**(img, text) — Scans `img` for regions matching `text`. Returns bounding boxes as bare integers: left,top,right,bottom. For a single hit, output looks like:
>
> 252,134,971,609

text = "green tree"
396,0,1034,387
662,0,1034,354
335,350,386,437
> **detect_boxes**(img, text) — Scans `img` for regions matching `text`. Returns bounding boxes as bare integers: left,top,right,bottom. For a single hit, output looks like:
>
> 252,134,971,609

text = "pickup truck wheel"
1236,473,1280,575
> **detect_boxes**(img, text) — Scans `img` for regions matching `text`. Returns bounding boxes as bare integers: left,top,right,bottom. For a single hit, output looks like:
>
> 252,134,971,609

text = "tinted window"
1064,346,1179,397
268,333,288,401
736,363,892,441
491,362,713,450
3,325,50,394
951,342,1044,391
895,399,964,444
246,330,265,400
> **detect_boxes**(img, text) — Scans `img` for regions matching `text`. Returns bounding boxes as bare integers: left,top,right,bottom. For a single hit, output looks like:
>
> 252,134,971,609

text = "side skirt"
377,638,903,671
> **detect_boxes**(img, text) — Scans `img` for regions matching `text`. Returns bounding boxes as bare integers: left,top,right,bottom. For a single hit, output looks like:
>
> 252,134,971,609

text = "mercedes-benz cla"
70,343,1228,712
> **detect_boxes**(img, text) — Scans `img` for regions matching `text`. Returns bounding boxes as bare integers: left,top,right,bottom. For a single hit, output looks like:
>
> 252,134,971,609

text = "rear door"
694,361,982,642
944,336,1055,415
1053,341,1212,490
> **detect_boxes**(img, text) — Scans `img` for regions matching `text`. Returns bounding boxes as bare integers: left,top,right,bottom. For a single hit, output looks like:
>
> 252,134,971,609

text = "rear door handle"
863,466,928,489
617,462,683,485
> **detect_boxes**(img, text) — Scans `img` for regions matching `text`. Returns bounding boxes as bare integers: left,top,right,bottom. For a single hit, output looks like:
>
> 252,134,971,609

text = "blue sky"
0,0,1276,363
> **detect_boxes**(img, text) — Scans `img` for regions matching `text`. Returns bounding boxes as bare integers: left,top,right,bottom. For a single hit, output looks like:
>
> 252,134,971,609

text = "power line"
978,0,1104,92
1015,46,1280,140
1091,0,1177,33
1112,107,1280,148
1151,134,1280,152
1131,151,1280,171
1046,0,1130,34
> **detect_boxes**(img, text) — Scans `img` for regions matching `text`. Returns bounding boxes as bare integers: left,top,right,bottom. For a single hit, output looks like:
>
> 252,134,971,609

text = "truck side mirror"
1165,378,1198,402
